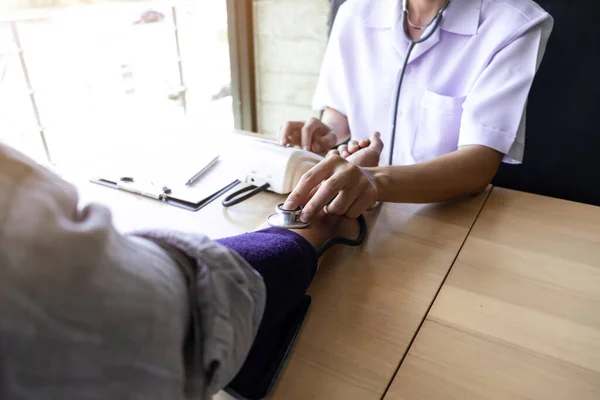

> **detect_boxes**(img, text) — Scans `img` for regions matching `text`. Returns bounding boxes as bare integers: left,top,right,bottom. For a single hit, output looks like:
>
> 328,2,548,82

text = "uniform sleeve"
458,15,553,163
312,3,350,115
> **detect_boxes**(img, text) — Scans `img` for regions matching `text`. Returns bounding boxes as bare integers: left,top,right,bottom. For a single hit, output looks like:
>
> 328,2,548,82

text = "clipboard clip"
116,177,173,201
115,177,162,200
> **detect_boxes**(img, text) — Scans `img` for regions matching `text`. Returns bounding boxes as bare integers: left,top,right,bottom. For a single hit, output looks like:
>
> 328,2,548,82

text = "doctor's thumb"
370,131,384,151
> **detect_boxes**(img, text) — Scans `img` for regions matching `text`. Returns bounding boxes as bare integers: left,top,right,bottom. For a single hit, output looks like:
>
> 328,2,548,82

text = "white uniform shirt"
313,0,554,165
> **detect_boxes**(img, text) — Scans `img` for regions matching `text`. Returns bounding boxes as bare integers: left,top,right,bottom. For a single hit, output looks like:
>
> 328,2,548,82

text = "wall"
253,0,330,138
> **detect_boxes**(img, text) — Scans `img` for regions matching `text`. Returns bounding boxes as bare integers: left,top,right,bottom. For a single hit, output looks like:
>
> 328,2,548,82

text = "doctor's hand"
283,132,383,222
279,118,337,155
337,138,371,159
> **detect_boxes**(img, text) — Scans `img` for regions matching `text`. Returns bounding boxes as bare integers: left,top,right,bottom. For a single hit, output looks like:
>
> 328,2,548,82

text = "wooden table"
270,192,489,400
73,153,490,400
385,188,600,400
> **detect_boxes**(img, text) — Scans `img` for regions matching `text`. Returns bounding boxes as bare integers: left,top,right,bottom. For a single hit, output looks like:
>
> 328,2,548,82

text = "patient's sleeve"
0,143,266,400
131,229,267,397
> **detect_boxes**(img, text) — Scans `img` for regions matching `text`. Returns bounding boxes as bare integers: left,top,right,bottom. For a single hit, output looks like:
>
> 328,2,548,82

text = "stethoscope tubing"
388,0,451,165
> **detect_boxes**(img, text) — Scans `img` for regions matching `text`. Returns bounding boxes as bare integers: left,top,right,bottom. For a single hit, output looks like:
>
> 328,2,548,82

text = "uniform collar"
364,0,481,36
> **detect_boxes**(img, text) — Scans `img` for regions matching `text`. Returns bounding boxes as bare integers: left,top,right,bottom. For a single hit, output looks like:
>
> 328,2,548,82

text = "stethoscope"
387,0,451,165
230,1,451,257
267,203,367,257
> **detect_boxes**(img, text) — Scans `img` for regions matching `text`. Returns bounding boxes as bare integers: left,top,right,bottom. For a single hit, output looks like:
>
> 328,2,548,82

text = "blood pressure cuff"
216,228,318,399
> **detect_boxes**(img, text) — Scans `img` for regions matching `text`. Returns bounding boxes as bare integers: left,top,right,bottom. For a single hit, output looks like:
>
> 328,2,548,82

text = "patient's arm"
213,141,381,391
254,210,357,249
216,141,380,330
0,138,376,399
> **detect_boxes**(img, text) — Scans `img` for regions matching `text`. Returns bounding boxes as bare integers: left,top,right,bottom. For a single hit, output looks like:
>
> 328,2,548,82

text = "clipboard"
88,154,241,212
90,176,240,211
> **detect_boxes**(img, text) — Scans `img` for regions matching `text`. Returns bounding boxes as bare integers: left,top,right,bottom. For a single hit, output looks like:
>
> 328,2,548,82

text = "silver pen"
185,155,219,186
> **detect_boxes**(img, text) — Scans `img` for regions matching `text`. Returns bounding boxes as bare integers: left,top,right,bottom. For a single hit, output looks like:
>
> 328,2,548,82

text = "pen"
185,156,219,186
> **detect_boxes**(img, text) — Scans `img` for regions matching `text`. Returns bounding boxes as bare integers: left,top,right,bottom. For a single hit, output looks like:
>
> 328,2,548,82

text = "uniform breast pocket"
411,90,465,163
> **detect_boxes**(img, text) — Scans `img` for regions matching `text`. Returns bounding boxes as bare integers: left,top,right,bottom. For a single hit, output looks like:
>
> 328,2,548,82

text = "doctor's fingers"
343,138,371,157
301,118,333,153
327,172,377,217
347,140,360,154
300,160,365,221
359,138,371,148
301,168,363,221
279,121,304,146
315,130,337,154
306,181,323,202
350,138,372,152
345,189,378,219
326,185,364,216
300,118,320,151
284,154,343,210
337,144,350,158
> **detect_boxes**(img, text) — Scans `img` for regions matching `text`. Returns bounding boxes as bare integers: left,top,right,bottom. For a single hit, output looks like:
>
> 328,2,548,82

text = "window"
0,0,254,171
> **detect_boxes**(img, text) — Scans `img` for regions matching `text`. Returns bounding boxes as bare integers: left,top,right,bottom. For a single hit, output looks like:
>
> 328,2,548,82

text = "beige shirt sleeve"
0,144,265,399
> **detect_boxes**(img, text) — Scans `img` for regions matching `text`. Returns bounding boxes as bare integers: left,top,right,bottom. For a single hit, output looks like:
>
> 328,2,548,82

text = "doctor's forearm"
368,146,503,203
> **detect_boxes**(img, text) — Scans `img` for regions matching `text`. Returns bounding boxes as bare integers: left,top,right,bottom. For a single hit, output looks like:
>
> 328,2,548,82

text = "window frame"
2,1,255,164
226,0,257,132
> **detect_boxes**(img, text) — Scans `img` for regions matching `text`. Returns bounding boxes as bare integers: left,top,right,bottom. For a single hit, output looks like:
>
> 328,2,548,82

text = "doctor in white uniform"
281,0,553,222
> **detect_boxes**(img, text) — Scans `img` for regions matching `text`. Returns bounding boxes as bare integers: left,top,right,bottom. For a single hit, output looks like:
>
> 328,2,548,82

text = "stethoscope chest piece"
267,203,310,229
